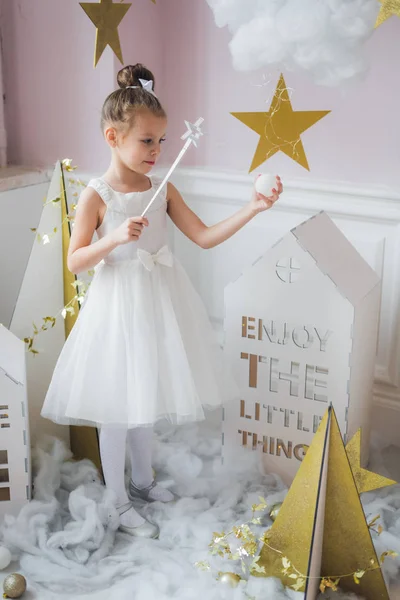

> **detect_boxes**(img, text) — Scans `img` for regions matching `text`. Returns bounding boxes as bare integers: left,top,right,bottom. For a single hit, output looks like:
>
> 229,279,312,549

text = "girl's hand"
249,175,283,215
111,216,149,245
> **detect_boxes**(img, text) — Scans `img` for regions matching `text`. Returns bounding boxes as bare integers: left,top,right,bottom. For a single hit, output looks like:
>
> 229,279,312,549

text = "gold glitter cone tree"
59,162,103,478
256,406,391,599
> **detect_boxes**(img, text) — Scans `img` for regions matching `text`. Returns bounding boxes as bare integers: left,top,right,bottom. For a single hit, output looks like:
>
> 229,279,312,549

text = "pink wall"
159,0,400,188
115,0,162,90
1,0,160,173
2,0,400,188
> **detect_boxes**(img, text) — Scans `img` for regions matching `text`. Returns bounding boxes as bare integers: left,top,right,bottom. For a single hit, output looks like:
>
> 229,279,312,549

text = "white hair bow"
126,79,157,97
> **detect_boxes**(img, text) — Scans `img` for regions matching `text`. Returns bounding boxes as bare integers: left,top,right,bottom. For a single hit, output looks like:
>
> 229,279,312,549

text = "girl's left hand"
249,175,283,215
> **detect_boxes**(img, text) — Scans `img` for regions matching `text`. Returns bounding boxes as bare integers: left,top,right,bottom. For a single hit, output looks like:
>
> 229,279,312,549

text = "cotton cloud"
206,0,379,86
1,423,400,599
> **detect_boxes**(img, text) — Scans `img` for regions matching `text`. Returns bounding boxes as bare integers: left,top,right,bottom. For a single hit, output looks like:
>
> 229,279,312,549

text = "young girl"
41,64,282,539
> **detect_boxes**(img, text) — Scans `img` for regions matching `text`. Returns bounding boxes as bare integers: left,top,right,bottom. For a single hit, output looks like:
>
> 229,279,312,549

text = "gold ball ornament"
2,573,27,599
218,572,242,588
269,502,283,522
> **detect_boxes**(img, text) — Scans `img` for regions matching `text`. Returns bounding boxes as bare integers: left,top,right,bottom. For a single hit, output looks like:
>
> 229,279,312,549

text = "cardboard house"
222,212,381,485
0,324,31,519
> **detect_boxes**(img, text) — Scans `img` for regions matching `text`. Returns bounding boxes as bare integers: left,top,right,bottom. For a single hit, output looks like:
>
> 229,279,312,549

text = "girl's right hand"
111,217,149,245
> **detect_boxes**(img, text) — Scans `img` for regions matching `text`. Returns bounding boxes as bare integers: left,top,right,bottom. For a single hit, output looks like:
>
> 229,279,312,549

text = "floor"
1,440,400,600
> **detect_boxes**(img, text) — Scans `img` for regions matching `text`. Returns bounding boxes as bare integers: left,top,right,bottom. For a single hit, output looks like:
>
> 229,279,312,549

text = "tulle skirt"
41,257,235,428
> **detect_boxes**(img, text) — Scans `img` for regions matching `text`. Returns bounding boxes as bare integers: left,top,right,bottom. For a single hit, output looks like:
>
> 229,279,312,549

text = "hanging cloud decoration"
205,0,379,86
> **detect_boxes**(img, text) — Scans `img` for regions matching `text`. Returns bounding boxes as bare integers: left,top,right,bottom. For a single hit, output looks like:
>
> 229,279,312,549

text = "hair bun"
117,64,156,89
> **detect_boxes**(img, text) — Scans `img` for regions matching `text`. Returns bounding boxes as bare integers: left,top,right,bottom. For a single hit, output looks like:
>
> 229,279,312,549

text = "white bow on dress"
137,246,174,272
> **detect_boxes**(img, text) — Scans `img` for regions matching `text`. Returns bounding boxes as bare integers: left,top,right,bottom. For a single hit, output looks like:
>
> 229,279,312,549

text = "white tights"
99,426,173,528
99,427,145,528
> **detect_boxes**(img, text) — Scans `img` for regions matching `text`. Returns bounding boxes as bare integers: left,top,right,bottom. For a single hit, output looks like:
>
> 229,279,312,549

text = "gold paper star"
80,0,132,67
231,74,330,172
346,430,397,494
375,0,400,28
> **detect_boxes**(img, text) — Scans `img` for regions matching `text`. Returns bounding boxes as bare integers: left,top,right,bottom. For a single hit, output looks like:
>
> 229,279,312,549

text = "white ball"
0,546,12,570
255,173,276,198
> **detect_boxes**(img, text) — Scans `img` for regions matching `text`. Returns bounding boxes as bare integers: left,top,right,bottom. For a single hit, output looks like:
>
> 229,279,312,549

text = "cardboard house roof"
291,212,380,306
0,324,25,386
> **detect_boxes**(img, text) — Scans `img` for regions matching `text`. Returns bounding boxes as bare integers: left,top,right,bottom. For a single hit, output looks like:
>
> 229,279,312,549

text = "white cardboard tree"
9,162,69,447
222,212,381,485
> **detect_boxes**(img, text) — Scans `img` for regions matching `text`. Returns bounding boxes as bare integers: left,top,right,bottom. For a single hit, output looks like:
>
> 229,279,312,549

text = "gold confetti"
380,550,398,563
353,569,366,584
320,577,340,593
62,158,77,172
194,561,210,572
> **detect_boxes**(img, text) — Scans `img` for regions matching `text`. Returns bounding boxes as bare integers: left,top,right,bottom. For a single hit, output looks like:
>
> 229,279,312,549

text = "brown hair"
101,64,166,131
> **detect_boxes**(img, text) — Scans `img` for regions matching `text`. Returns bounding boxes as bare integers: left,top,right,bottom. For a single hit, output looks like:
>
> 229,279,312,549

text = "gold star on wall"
346,430,397,494
231,74,330,172
80,0,132,67
375,0,400,27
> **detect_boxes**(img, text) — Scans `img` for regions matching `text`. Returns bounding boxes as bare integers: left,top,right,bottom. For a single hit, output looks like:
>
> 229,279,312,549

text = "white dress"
41,176,232,429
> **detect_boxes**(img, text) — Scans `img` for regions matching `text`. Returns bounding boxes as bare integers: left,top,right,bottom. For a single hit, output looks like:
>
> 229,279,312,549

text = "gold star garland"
197,501,397,594
24,160,93,355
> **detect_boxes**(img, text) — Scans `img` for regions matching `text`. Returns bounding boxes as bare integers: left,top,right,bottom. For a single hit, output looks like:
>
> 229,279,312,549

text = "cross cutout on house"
276,257,301,283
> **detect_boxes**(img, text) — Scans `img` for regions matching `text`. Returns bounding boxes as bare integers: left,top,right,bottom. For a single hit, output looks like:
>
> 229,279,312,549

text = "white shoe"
119,520,160,539
117,501,160,539
128,479,175,503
